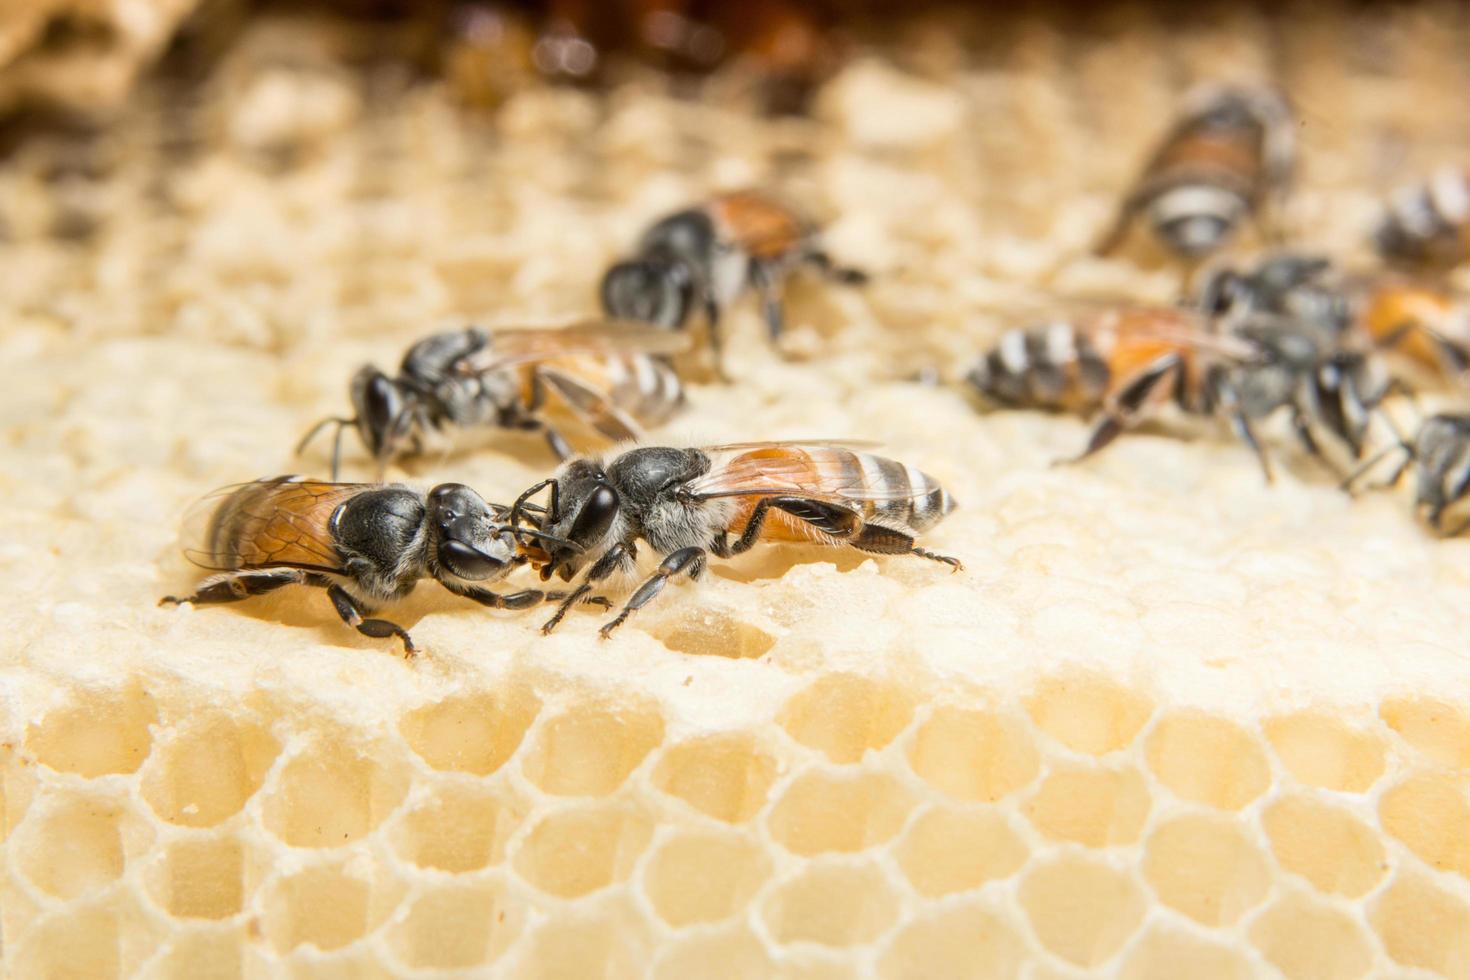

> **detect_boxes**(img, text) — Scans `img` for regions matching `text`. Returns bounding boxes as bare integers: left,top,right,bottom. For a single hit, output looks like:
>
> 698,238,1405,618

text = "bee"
1095,85,1295,263
1199,252,1470,384
506,442,959,638
297,320,689,479
599,190,868,376
159,476,595,656
1344,414,1470,535
965,307,1388,480
1374,167,1470,268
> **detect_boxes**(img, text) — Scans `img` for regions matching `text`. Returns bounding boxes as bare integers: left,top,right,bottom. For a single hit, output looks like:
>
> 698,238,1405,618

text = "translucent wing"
179,477,369,573
685,444,937,504
453,320,691,374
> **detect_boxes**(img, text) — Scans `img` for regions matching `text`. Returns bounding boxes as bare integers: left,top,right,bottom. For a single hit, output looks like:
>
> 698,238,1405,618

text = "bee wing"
685,444,935,504
454,320,691,374
538,366,645,443
179,477,368,573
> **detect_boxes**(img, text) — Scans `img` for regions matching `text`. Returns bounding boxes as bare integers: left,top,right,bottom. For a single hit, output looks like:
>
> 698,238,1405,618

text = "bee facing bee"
966,305,1389,481
1095,85,1295,264
507,441,959,638
599,190,868,377
297,320,688,479
1374,167,1470,269
159,476,600,656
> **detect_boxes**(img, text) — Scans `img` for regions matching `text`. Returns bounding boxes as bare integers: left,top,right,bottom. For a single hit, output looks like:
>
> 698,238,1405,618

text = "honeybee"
297,320,688,479
965,306,1388,480
159,476,595,656
599,190,867,376
1095,85,1295,263
1345,414,1470,535
1199,252,1470,385
507,442,959,638
1375,167,1470,268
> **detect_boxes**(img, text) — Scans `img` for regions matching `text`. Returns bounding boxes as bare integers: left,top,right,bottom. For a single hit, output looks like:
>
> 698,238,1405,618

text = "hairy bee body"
1375,168,1470,268
1097,85,1294,260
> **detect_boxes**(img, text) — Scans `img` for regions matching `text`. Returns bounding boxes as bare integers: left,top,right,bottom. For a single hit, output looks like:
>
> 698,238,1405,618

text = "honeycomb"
7,3,1470,977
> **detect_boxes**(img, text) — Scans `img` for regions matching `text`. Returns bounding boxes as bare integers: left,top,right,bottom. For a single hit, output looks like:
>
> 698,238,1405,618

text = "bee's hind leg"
851,523,962,571
808,250,869,286
598,546,707,640
159,569,304,606
324,582,417,658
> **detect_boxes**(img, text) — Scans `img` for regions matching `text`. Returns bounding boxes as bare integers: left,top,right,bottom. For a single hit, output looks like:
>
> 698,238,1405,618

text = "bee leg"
325,584,417,658
598,547,707,640
159,569,305,607
541,542,632,635
850,523,963,571
1290,409,1349,481
1060,355,1181,468
541,425,574,461
443,582,610,611
750,262,786,344
807,250,869,286
704,299,731,382
1225,408,1274,485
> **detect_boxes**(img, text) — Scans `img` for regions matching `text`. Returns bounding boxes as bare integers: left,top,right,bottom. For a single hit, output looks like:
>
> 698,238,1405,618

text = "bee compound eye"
439,538,506,581
569,484,619,545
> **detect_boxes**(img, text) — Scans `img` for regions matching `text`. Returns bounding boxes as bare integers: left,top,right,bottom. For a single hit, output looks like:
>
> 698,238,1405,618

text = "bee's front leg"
598,546,707,640
541,542,632,635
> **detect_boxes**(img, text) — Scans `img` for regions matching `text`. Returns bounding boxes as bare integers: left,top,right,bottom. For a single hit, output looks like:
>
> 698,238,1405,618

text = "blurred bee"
600,190,867,376
1095,85,1295,264
1199,252,1470,385
1375,167,1470,269
159,476,596,656
298,320,689,479
965,306,1388,481
1344,414,1470,535
507,442,959,638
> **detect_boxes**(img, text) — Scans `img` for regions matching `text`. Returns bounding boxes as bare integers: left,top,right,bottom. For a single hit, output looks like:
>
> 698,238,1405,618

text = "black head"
600,256,695,330
1413,414,1470,528
516,459,623,582
350,366,418,466
425,483,520,582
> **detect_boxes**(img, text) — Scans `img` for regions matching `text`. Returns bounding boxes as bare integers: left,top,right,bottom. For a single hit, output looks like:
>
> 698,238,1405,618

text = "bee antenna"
297,417,354,480
490,523,584,552
510,479,555,534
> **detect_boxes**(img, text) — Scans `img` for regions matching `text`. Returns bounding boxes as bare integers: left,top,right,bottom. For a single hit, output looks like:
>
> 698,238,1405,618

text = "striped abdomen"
1376,169,1470,267
525,352,685,427
966,322,1111,414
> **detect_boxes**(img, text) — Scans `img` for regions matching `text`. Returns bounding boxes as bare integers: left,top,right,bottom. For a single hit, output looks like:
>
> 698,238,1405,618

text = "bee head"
350,366,417,466
426,483,519,582
600,254,695,330
512,461,621,582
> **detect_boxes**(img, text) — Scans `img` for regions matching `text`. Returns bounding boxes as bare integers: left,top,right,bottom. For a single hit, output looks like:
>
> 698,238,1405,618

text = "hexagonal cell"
894,805,1028,897
1262,794,1386,898
1017,854,1146,968
399,684,542,776
511,800,653,899
1,753,37,843
876,901,1026,980
767,770,915,856
1381,696,1470,768
1026,674,1153,756
650,731,779,823
1021,763,1150,847
25,687,156,777
258,733,409,848
259,858,405,954
11,793,151,901
139,714,279,828
1263,711,1385,793
512,894,653,980
1379,773,1470,876
906,706,1039,803
384,880,524,970
642,828,771,928
651,924,774,980
1141,813,1269,927
778,674,914,764
1145,711,1269,810
761,861,901,948
145,835,247,919
389,781,528,873
519,696,664,797
14,904,123,979
654,610,777,659
1371,872,1470,975
285,949,397,980
1118,926,1253,980
1249,893,1374,980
